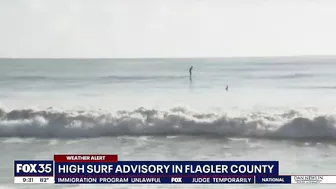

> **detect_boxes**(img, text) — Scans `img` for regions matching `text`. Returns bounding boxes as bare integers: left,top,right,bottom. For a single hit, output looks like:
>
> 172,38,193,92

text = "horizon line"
1,54,336,59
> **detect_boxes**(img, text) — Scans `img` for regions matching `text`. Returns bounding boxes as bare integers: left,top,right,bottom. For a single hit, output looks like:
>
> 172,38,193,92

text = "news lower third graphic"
13,154,336,184
14,160,54,184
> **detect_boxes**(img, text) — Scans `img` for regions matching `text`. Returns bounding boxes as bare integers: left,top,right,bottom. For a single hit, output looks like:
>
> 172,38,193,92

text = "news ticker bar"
14,176,336,184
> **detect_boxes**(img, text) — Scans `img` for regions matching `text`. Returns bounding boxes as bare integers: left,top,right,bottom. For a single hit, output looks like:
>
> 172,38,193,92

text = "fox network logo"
14,160,54,176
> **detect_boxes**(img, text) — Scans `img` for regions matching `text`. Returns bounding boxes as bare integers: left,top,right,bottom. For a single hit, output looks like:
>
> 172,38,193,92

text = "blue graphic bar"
55,176,255,184
55,161,279,175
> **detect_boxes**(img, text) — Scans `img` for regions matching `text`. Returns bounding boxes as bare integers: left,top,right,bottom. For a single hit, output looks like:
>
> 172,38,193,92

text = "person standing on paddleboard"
189,66,193,76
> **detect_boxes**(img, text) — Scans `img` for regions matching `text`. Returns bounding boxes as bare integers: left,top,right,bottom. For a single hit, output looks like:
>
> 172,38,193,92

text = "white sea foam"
0,107,335,140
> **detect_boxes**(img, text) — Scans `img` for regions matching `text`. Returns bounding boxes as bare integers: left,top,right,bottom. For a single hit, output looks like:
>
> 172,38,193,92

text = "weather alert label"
14,160,54,184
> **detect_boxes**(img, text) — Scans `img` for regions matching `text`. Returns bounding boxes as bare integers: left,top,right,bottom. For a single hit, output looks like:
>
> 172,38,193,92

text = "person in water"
189,66,193,76
226,85,228,91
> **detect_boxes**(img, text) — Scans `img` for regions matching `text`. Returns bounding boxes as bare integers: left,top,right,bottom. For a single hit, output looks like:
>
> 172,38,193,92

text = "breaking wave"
0,107,336,140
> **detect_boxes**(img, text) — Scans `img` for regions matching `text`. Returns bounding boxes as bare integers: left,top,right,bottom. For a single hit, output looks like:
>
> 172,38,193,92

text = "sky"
1,0,336,58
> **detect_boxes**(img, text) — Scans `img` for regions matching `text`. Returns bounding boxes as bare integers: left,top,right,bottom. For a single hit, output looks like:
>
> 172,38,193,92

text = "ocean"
1,57,336,189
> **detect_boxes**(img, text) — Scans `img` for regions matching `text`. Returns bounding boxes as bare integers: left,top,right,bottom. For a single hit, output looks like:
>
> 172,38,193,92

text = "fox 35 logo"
14,160,53,176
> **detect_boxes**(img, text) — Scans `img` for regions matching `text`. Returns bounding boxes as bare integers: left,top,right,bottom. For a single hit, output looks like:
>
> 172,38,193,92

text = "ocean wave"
0,107,335,140
101,75,188,81
1,75,189,83
248,73,314,80
12,76,49,80
301,86,336,89
0,75,72,82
